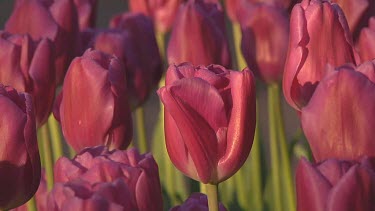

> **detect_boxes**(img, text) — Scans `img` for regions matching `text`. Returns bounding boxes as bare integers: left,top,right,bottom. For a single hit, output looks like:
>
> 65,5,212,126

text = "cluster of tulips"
0,0,375,210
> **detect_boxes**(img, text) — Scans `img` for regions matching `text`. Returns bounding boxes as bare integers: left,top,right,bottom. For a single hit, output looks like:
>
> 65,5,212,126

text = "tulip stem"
68,146,76,159
40,124,54,190
206,183,219,211
267,84,282,211
273,84,296,211
135,107,148,153
156,31,166,61
48,115,63,162
233,23,247,70
26,196,37,211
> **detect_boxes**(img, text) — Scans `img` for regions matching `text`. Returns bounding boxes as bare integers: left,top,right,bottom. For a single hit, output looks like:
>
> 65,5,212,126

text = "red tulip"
301,60,375,162
129,0,183,33
158,63,256,184
73,0,97,30
51,146,163,211
6,0,80,84
357,17,375,62
296,157,375,211
0,31,55,127
170,193,227,211
167,0,232,68
283,0,358,111
94,13,163,108
0,85,40,210
56,49,133,152
240,3,289,83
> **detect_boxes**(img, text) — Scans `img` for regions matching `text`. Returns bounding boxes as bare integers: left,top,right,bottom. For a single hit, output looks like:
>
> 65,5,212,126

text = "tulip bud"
73,0,97,30
56,49,133,152
167,0,232,68
158,63,256,184
0,31,55,127
94,13,162,108
50,146,163,211
357,17,375,62
0,84,40,210
296,157,375,211
129,0,183,33
301,60,375,162
240,3,289,84
283,0,358,110
170,193,227,211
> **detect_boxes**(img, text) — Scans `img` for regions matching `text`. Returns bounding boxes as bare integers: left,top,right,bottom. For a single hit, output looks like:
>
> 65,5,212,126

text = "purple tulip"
158,63,256,184
0,31,55,127
0,84,40,210
282,0,358,111
167,0,232,68
92,13,163,108
51,146,163,211
170,193,227,211
301,60,375,162
240,3,289,83
357,17,375,62
296,157,375,211
56,49,133,152
5,0,80,84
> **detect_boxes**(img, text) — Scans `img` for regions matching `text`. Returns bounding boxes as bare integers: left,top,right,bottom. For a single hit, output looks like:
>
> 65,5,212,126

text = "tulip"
301,60,375,162
158,63,256,184
240,3,289,84
93,13,163,108
56,49,133,152
6,0,80,84
128,0,183,33
296,157,375,211
51,146,163,211
0,84,40,210
357,17,375,62
170,193,227,211
283,0,358,111
167,0,232,68
73,0,97,30
0,31,55,127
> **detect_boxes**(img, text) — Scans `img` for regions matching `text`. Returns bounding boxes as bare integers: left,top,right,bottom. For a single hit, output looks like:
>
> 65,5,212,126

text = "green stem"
48,115,63,162
68,146,76,159
206,183,219,211
200,181,207,195
267,84,282,211
26,196,37,211
40,124,54,190
135,107,148,153
273,84,296,211
233,23,247,70
156,31,166,61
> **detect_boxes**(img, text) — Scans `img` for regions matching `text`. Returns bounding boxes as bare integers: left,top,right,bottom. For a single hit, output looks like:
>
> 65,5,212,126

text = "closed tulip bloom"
296,157,375,211
95,13,162,108
0,31,55,127
51,146,163,211
129,0,183,33
283,0,358,111
158,63,256,184
6,0,80,84
73,0,97,30
167,0,232,68
357,17,375,62
170,193,227,211
240,3,289,84
0,85,40,210
57,49,132,152
301,60,375,162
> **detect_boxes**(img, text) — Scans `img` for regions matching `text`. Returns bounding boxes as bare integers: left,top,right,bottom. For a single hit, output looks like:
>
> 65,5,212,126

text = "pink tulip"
56,49,133,152
357,17,375,62
158,63,256,184
283,0,358,111
51,146,163,211
73,0,97,30
0,31,55,127
240,3,289,83
296,157,375,211
301,60,375,162
128,0,183,33
0,85,40,210
170,193,227,211
167,0,232,68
